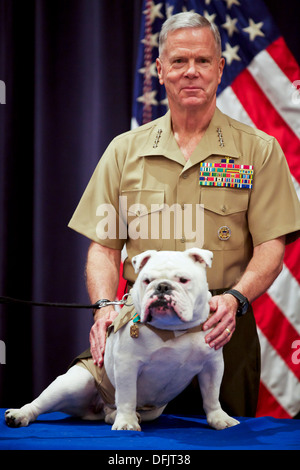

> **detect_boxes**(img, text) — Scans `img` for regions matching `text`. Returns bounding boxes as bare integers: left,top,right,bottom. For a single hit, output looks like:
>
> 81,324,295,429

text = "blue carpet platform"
1,409,300,451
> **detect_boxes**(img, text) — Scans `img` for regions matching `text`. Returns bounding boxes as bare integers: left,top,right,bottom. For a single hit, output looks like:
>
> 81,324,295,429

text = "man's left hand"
203,294,238,349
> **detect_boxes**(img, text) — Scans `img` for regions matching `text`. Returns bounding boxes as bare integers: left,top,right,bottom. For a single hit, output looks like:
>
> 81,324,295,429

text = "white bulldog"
5,248,239,431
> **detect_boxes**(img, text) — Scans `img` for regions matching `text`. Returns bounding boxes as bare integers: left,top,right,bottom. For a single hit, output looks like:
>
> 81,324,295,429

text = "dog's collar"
129,313,213,341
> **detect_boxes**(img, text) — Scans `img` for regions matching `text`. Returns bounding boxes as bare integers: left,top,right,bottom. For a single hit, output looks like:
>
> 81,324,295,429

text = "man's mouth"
182,85,203,91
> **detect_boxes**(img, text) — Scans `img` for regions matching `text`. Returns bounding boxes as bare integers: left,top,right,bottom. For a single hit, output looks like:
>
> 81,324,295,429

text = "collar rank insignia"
153,128,162,148
217,128,224,147
199,158,253,189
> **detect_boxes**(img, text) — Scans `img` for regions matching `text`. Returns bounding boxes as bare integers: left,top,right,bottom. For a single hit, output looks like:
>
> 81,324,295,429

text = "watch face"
224,290,249,315
240,300,249,315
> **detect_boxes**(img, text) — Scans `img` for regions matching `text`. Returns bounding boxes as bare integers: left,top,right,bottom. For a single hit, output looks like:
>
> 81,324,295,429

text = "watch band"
223,289,249,316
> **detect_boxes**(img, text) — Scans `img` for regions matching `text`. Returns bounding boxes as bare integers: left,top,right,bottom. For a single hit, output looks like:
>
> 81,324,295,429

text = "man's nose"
185,60,199,78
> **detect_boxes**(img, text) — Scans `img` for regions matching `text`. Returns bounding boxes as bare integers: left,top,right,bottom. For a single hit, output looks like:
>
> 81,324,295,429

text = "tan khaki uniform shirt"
68,108,300,290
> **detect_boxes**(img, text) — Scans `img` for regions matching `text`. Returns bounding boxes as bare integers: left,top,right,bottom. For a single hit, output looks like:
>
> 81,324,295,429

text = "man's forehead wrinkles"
170,48,210,55
165,41,215,57
168,48,213,60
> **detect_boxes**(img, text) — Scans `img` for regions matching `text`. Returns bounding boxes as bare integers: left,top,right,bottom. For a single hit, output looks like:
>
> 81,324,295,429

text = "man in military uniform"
68,12,300,417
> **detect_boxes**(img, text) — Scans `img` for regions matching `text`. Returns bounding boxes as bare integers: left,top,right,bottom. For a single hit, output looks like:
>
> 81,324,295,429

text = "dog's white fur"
5,248,239,431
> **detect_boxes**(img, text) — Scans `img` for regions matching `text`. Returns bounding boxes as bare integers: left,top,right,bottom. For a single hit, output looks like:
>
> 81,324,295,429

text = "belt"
210,288,228,296
125,281,133,294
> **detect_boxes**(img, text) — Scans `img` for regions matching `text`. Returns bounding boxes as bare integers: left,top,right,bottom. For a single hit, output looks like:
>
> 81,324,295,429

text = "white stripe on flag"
217,87,255,127
291,174,300,201
258,328,300,417
248,50,300,139
217,88,300,197
267,264,300,335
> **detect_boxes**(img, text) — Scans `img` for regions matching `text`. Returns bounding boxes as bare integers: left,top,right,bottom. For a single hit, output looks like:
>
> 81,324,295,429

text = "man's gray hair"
159,12,222,58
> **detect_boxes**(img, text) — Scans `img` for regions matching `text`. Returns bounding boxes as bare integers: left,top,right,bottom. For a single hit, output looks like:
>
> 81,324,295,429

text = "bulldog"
5,248,239,431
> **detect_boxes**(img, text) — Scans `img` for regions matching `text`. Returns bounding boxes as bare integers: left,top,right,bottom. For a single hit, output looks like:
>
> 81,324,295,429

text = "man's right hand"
89,309,119,367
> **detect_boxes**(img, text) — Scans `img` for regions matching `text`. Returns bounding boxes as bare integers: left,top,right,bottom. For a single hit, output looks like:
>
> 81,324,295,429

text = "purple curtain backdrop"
0,0,142,406
0,0,299,407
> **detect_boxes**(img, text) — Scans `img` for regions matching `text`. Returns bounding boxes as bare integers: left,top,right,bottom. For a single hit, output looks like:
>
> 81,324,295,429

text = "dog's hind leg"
139,405,166,422
5,365,102,427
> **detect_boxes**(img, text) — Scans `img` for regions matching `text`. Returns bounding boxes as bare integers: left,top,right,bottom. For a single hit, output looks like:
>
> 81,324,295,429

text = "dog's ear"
132,250,157,273
185,248,213,268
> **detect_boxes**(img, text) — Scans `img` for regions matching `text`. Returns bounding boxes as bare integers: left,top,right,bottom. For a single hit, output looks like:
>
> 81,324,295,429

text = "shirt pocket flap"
201,188,249,215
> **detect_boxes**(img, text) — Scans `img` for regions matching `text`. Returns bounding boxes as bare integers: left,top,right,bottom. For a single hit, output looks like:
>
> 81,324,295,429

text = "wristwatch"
223,289,249,316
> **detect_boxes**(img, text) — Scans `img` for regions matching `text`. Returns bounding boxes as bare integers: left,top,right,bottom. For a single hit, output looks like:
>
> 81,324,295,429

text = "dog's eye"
179,277,189,284
143,278,151,285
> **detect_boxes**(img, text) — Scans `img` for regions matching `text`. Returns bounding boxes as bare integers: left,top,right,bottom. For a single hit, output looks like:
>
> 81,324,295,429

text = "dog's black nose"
155,282,172,295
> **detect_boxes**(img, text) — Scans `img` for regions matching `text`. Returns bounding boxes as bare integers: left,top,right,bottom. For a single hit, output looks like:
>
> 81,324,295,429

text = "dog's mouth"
144,295,177,323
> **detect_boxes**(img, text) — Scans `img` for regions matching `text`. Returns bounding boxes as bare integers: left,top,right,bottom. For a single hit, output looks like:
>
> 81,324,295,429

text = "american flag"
131,0,300,418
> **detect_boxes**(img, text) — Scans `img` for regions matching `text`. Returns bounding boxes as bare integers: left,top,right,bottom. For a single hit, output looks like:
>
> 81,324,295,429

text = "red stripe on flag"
255,381,291,418
267,37,300,83
284,239,300,285
253,294,300,379
231,69,300,183
117,262,127,300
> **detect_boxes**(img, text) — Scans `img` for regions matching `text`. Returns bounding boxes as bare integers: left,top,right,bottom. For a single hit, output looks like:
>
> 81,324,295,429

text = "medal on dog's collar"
130,313,141,338
130,324,139,338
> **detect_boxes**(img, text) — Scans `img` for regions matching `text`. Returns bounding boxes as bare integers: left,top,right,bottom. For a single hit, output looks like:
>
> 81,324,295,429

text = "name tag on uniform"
199,159,253,189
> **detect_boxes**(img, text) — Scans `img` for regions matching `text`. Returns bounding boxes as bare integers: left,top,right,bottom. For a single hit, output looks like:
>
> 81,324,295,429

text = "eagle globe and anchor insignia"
218,226,231,241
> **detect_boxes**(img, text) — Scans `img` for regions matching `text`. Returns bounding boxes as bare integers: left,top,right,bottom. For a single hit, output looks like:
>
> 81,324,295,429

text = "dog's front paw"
112,412,141,431
207,409,240,430
5,409,31,427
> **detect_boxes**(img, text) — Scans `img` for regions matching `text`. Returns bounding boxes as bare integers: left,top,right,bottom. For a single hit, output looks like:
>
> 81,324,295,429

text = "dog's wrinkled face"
131,248,213,330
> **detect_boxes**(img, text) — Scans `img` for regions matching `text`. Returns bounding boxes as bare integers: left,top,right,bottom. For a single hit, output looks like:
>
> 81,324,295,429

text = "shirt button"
182,173,188,179
180,237,186,243
221,205,226,213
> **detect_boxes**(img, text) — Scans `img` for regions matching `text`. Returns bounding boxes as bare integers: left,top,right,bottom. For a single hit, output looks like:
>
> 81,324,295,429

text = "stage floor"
1,409,300,451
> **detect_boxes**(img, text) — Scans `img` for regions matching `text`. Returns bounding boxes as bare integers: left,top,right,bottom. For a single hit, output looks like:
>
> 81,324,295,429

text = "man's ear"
156,57,164,85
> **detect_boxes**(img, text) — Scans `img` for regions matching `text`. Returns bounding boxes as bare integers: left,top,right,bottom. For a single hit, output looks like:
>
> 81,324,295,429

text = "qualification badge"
199,158,253,189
